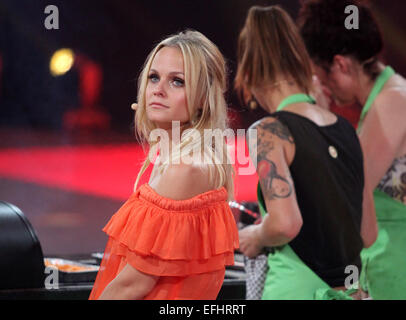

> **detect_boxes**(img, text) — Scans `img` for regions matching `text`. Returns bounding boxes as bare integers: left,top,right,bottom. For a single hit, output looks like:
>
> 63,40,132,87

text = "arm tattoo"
248,118,294,201
259,120,294,144
258,160,292,200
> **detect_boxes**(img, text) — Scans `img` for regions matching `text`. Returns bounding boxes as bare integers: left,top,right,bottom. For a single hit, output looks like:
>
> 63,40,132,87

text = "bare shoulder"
248,117,294,155
375,86,406,116
247,116,295,168
249,117,294,144
364,85,406,155
373,87,406,138
152,163,214,200
250,117,293,142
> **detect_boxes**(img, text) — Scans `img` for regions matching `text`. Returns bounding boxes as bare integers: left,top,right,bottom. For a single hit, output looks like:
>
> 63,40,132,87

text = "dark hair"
298,0,383,78
235,5,313,101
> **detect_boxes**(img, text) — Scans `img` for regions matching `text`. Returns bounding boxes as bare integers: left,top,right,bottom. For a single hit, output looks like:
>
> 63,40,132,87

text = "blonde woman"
89,30,239,300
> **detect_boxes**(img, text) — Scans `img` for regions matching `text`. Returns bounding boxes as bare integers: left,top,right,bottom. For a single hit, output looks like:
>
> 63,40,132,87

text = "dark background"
0,0,405,132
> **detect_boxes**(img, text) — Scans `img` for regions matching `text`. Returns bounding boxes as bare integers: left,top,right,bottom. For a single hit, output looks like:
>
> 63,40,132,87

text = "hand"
238,224,264,258
131,103,138,110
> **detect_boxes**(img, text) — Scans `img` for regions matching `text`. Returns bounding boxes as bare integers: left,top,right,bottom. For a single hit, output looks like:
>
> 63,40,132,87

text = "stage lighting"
50,48,75,76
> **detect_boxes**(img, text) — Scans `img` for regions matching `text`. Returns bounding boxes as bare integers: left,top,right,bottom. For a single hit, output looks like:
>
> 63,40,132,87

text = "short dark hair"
298,0,383,77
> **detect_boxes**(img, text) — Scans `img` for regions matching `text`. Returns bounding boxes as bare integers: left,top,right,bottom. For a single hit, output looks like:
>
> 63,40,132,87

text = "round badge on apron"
328,146,338,159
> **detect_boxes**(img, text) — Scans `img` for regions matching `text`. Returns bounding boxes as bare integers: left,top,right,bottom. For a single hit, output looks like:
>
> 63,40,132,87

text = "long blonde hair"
133,30,234,200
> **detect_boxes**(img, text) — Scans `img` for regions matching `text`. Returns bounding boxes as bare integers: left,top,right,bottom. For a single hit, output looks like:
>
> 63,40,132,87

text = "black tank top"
263,111,364,287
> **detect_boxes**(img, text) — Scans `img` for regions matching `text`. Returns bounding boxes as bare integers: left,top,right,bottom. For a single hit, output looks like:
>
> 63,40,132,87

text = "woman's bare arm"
239,117,303,258
98,264,158,300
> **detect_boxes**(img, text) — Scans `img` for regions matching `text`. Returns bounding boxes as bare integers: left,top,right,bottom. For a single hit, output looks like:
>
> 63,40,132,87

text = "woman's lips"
149,102,169,108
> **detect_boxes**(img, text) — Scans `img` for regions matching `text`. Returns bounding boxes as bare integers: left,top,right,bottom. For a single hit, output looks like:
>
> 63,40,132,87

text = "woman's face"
313,60,357,106
145,46,189,131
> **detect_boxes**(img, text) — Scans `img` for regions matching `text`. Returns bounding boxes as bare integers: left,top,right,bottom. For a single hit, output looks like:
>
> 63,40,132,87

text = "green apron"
356,66,406,299
257,155,356,299
256,94,357,299
360,190,406,299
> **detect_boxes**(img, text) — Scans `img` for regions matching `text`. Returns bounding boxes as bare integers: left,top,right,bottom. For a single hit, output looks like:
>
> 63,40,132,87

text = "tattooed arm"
239,117,303,258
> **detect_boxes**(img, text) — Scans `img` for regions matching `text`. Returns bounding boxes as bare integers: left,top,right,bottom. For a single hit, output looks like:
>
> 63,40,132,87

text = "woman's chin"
149,118,190,131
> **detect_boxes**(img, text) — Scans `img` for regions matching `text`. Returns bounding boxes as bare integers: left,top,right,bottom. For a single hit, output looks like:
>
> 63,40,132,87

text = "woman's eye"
148,74,159,83
172,77,184,87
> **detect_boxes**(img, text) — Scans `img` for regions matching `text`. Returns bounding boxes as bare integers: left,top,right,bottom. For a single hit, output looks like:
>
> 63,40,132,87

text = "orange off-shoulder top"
88,183,239,300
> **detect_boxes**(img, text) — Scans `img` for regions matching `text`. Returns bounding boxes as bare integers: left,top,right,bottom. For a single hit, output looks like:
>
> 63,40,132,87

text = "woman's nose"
153,81,166,97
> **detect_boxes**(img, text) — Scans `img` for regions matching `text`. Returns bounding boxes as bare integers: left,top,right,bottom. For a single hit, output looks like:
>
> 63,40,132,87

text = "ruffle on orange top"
89,183,239,300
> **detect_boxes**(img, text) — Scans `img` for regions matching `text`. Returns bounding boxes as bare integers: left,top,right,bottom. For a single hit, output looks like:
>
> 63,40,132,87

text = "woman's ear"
332,54,352,75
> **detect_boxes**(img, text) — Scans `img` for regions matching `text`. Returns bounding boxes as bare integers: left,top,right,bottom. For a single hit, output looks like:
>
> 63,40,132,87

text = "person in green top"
298,0,406,299
234,5,377,299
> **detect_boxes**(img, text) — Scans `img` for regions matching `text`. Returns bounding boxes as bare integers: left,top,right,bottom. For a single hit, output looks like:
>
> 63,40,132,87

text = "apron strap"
357,66,395,132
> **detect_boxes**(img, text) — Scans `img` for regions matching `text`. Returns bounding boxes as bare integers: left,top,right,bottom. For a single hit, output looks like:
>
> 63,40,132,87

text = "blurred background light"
50,48,74,76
